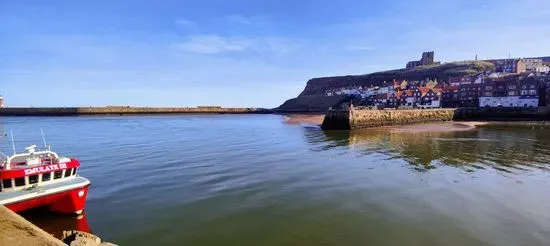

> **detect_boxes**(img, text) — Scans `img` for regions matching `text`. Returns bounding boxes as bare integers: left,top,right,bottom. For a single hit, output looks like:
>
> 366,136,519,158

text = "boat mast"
10,130,15,155
41,128,49,150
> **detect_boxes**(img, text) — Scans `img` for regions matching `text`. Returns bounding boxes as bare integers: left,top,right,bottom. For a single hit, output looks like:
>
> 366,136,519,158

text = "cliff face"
276,95,348,112
276,61,494,112
299,61,494,96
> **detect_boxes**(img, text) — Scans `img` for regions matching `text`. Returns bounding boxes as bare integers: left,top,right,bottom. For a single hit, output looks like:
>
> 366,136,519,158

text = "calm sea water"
2,115,550,246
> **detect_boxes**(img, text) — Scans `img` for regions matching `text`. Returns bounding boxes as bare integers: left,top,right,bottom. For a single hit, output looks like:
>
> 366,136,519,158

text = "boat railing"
4,149,60,170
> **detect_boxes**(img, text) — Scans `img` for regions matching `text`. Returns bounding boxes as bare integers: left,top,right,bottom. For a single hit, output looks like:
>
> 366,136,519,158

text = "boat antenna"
10,130,16,155
41,128,48,150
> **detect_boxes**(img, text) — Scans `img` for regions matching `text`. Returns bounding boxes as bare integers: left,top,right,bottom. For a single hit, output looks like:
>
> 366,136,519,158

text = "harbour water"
2,115,550,246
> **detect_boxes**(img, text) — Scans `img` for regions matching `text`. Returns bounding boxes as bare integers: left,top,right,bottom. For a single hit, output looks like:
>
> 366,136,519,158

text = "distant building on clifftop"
406,51,441,69
485,59,526,74
0,95,4,108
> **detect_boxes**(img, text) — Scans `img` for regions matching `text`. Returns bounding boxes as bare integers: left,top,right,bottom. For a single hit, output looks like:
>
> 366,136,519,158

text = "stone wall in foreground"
0,206,117,246
322,108,456,130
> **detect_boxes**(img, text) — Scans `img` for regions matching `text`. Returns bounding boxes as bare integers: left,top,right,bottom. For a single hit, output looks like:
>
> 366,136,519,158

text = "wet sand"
282,114,325,125
386,121,487,133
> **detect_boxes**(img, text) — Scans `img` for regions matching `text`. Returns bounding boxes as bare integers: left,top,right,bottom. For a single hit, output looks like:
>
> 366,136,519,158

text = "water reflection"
21,210,91,239
306,125,550,173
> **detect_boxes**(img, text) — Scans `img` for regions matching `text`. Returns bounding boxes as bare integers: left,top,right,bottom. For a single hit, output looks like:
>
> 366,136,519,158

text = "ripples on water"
2,115,550,246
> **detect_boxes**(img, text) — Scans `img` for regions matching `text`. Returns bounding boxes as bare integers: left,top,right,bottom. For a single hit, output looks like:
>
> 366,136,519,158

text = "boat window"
42,172,51,182
54,171,63,179
2,179,12,189
64,169,71,178
72,168,77,176
15,177,26,187
29,175,39,184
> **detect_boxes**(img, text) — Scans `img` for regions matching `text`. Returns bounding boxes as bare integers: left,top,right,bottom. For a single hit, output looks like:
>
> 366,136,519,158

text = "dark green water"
2,115,550,246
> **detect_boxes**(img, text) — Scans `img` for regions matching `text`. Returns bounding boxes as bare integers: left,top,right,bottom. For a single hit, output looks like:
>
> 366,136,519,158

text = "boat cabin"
0,145,81,192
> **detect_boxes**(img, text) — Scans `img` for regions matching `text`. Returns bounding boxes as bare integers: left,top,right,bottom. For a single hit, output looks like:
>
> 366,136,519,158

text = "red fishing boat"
0,141,90,215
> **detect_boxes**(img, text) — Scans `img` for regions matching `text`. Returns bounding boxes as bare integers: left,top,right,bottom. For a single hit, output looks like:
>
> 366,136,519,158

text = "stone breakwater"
0,107,271,116
321,108,456,130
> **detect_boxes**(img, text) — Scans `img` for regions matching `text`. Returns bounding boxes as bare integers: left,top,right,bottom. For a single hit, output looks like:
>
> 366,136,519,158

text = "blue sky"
1,0,549,107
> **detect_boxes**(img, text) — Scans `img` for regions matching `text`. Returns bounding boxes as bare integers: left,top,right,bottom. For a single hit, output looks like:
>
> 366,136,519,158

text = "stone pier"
0,107,271,116
321,108,457,130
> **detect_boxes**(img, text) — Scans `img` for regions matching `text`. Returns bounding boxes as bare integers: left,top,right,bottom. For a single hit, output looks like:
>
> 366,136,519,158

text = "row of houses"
441,74,541,108
371,87,442,108
324,72,550,108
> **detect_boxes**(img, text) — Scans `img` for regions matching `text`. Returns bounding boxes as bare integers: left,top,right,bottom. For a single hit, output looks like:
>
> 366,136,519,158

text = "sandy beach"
386,121,488,133
282,114,325,125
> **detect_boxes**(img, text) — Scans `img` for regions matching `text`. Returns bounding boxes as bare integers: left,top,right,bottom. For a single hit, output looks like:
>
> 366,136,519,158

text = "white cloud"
174,18,195,26
173,35,251,54
173,35,298,56
346,45,374,51
225,14,252,25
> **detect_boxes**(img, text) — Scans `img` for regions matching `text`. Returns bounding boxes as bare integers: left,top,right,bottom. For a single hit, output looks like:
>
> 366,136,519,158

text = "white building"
422,100,441,108
404,97,416,106
524,58,549,73
536,65,549,73
0,96,4,108
479,96,538,108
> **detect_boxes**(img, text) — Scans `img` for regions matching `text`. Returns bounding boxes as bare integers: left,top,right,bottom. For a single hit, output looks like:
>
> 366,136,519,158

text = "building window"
14,177,26,187
42,172,51,182
508,85,516,89
2,179,12,189
529,90,537,95
522,85,527,89
508,91,516,96
29,175,39,184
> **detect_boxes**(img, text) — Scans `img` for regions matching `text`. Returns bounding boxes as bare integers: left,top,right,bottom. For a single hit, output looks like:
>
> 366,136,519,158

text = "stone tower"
421,51,435,64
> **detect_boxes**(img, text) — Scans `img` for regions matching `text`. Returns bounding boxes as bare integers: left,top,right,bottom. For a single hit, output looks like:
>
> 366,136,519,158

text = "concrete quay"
321,106,550,130
322,108,456,130
0,107,272,116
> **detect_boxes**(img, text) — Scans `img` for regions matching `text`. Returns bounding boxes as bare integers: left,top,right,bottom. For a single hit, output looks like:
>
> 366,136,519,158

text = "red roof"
418,87,431,97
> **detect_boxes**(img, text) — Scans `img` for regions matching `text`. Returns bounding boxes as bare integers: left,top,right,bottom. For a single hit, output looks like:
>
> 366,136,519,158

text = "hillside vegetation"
298,61,495,96
276,61,495,112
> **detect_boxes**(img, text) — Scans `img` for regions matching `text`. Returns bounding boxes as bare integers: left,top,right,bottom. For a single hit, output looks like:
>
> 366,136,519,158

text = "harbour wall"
322,107,550,130
453,107,550,121
322,108,456,130
0,107,271,116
